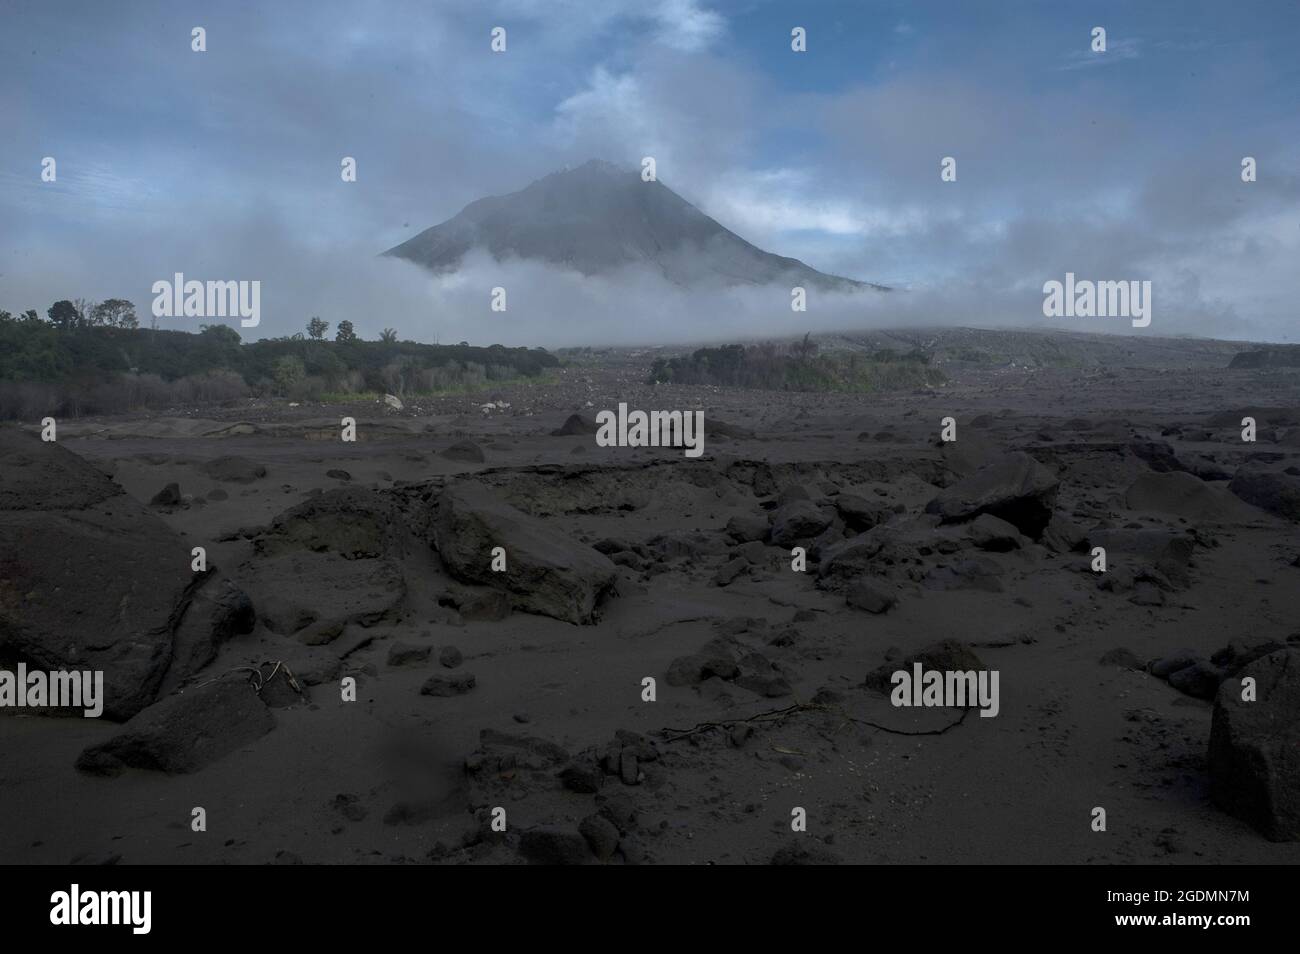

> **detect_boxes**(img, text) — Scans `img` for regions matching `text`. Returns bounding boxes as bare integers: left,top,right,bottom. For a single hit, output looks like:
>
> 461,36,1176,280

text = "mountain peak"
568,158,629,175
384,162,884,292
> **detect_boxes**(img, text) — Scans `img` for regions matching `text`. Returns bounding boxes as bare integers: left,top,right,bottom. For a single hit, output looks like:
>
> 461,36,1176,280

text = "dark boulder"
1208,649,1300,841
76,678,274,776
433,483,617,624
924,452,1059,538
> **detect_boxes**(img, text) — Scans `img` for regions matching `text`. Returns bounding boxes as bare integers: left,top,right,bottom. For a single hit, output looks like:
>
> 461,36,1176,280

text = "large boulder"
1126,470,1256,522
924,452,1059,538
967,513,1023,551
1041,511,1087,553
834,494,893,532
1088,528,1194,588
158,575,256,696
939,432,1003,479
433,483,617,624
1208,649,1300,841
769,500,832,547
241,486,407,635
241,552,404,635
0,428,252,720
1128,440,1186,473
75,677,274,776
1229,468,1300,522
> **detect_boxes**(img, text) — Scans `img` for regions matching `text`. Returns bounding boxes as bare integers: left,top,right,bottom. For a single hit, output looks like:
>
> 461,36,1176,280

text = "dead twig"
188,661,301,696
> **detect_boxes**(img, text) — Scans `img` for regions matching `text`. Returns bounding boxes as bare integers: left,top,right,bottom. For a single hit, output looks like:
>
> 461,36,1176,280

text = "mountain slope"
383,160,883,292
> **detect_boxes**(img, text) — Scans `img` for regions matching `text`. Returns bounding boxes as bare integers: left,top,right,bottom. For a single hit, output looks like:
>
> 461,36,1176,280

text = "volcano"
383,159,883,292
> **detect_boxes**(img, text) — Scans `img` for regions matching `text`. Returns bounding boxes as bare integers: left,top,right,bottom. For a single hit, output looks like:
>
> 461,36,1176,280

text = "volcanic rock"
550,413,599,436
1088,528,1195,588
924,452,1059,538
834,493,893,532
0,429,254,720
967,513,1024,551
769,500,832,546
199,456,266,483
150,482,182,506
519,828,591,865
846,578,899,614
1208,649,1300,841
75,678,274,776
441,440,486,463
1229,468,1300,522
420,673,476,696
1125,471,1256,522
433,482,618,624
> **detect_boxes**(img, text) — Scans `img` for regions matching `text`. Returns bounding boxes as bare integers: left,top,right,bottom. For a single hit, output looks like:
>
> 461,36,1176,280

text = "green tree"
197,324,244,366
21,309,40,323
335,319,357,343
47,300,79,331
92,298,139,328
272,354,305,394
72,298,96,328
306,316,329,340
379,327,398,343
200,324,242,346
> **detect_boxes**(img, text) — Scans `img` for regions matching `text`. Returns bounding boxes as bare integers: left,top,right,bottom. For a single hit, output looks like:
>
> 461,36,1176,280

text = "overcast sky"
2,0,1298,345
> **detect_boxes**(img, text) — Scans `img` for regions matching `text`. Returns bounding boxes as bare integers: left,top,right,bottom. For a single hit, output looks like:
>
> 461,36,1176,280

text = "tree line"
0,299,558,418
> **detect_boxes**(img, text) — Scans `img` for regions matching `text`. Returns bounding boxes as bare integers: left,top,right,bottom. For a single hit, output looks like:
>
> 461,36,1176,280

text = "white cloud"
701,169,929,240
495,0,724,51
652,0,725,51
554,67,648,142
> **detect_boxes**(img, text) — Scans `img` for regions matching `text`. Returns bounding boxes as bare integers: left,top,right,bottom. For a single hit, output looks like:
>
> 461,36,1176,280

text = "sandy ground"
2,356,1299,865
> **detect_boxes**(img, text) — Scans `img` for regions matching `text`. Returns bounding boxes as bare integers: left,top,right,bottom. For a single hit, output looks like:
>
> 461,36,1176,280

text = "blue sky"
2,0,1298,344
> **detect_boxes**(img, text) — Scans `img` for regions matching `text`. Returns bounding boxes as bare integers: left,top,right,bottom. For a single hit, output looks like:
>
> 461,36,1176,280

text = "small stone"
713,557,748,586
332,793,367,822
150,483,181,507
420,673,475,697
846,579,898,614
728,724,753,747
559,761,603,794
387,642,431,667
579,814,620,861
620,751,640,786
1168,660,1224,700
1099,647,1142,669
441,440,485,463
1150,650,1200,679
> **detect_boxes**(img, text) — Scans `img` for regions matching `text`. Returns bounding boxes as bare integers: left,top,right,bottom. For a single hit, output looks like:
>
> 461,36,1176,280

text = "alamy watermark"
0,664,104,717
1043,272,1151,328
50,884,151,934
595,402,705,458
890,663,1000,718
151,273,260,327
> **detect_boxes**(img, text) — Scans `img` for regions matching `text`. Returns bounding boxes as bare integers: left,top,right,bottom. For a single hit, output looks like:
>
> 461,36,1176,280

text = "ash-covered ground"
2,332,1299,865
